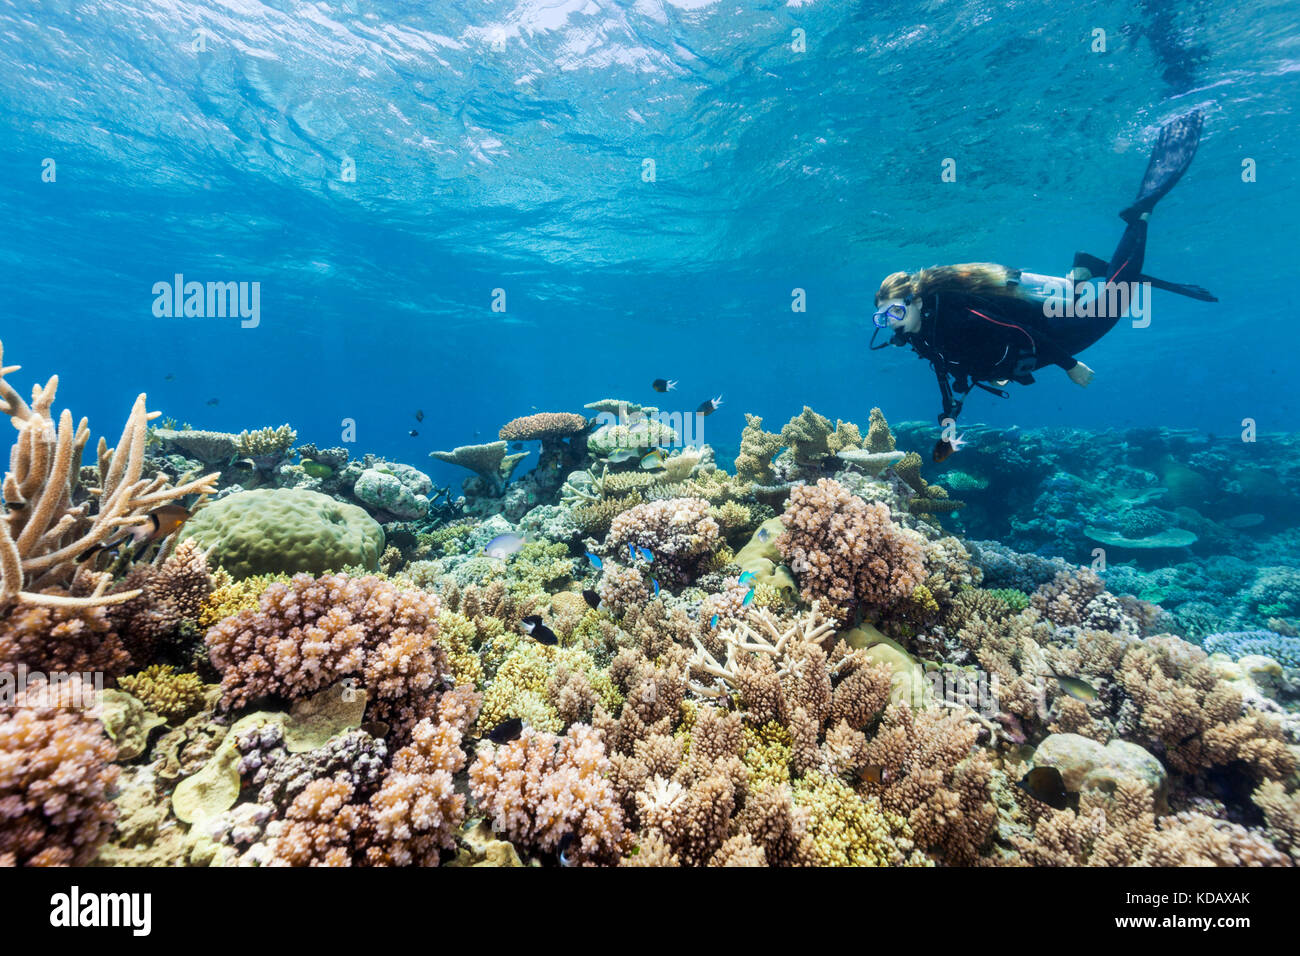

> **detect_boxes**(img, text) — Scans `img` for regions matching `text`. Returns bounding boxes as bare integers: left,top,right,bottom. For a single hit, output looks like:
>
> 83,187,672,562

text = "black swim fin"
1072,251,1217,302
1120,110,1203,223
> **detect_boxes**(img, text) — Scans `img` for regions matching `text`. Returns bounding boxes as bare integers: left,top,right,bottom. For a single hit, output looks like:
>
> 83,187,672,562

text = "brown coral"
777,478,925,623
0,678,119,866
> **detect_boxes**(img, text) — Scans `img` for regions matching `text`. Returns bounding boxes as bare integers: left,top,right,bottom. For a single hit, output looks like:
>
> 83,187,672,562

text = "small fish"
409,429,419,437
652,578,660,597
585,551,603,570
741,589,755,607
206,397,220,407
717,692,736,711
932,433,968,463
414,409,424,422
639,450,666,471
76,504,193,563
651,379,677,393
300,458,333,479
628,542,638,561
511,442,524,451
520,615,558,646
558,832,576,867
233,458,256,470
485,717,524,744
1047,669,1098,703
4,499,25,510
638,547,653,562
737,570,756,585
858,765,890,785
710,613,720,629
605,448,638,463
164,373,175,382
1016,766,1079,812
484,533,526,560
696,395,723,416
582,589,603,611
756,527,772,543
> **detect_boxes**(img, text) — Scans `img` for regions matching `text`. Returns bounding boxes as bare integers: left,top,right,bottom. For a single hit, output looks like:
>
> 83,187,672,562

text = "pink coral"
0,678,119,866
205,573,447,734
607,498,720,585
777,478,925,623
468,723,628,863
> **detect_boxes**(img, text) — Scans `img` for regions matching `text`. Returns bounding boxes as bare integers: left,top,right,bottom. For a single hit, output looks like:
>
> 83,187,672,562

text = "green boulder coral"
185,488,384,578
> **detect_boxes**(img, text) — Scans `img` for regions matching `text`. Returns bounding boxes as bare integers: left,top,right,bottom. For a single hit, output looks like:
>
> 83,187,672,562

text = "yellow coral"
117,665,207,723
742,721,793,788
197,573,290,629
438,611,485,689
793,772,930,867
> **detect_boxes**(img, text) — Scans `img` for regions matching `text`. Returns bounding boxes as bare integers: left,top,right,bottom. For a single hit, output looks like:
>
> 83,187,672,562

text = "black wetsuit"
901,219,1149,423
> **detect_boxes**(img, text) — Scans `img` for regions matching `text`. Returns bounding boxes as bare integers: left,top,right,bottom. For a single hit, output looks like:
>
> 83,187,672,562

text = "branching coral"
777,478,926,623
607,497,720,586
0,678,120,866
1,339,219,608
205,573,447,737
468,723,629,864
117,664,206,722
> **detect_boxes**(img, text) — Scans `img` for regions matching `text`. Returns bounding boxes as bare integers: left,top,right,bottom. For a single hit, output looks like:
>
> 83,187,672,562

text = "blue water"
2,0,1297,487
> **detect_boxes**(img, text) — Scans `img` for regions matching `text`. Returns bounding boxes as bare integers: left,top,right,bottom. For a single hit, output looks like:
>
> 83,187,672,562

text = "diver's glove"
1068,361,1095,386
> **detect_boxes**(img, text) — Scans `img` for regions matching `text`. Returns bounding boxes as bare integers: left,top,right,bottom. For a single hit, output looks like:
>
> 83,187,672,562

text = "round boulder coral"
185,489,384,578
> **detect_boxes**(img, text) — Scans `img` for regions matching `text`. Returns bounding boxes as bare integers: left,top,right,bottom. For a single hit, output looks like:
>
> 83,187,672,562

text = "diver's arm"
933,363,961,423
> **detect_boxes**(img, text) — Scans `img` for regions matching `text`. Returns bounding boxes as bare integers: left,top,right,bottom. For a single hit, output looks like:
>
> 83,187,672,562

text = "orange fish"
76,504,193,563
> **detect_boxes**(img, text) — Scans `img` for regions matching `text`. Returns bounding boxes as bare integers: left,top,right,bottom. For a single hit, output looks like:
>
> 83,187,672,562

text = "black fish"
414,409,425,422
511,442,523,451
409,429,419,437
652,378,677,393
485,717,524,744
521,614,558,645
206,397,220,406
164,373,175,382
1016,766,1079,811
582,589,602,611
696,395,723,416
232,458,256,470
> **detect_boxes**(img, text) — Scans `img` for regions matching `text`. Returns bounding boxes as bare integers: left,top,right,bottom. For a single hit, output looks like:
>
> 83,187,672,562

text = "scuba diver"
870,110,1216,462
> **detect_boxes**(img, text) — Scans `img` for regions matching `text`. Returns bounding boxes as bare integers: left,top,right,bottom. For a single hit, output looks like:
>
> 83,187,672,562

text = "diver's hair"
875,263,1019,306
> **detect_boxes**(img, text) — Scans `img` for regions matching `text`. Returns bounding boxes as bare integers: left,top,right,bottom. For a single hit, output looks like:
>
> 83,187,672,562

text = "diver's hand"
1068,361,1094,387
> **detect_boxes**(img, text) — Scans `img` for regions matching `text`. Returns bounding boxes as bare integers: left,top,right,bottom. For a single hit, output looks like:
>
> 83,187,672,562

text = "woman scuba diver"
870,110,1217,462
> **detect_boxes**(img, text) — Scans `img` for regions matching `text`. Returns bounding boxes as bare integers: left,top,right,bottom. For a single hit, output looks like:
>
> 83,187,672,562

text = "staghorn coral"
468,723,629,863
0,677,119,866
1,339,219,608
777,478,926,623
